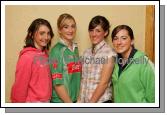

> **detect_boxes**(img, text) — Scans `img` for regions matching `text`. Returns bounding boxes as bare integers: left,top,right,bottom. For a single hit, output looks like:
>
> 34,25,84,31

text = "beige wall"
5,5,146,102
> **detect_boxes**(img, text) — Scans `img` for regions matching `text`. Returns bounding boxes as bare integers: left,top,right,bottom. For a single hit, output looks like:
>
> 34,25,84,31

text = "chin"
66,38,74,40
117,51,124,54
92,43,97,45
114,49,121,53
41,44,47,47
92,41,99,45
66,35,74,39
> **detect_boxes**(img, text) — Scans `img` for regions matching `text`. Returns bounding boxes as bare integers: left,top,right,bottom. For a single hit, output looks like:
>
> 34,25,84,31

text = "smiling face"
112,29,134,59
58,19,76,41
89,25,108,45
33,25,51,50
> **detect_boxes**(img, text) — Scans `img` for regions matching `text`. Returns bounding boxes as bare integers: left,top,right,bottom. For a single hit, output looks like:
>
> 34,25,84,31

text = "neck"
92,44,96,49
34,42,43,50
121,46,133,59
62,38,73,50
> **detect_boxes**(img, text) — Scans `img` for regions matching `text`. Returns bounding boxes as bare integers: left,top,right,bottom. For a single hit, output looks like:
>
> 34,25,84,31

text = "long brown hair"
24,18,54,50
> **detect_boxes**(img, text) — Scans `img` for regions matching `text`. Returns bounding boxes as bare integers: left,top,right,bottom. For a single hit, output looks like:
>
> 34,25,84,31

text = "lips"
115,45,124,49
91,37,98,41
40,40,48,45
114,46,124,52
67,34,73,36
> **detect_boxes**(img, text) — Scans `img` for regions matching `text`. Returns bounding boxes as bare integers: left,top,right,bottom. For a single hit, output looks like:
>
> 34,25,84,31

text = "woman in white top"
78,15,116,103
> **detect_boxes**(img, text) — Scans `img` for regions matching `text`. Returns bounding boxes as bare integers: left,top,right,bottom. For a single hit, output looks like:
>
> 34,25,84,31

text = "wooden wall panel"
145,5,155,63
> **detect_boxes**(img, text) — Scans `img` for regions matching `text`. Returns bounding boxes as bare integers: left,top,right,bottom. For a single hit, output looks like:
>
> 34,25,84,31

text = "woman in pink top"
11,18,54,103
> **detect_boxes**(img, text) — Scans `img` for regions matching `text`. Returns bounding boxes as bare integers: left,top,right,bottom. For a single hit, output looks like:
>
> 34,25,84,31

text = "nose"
91,30,96,37
117,38,122,45
68,27,74,33
44,34,50,40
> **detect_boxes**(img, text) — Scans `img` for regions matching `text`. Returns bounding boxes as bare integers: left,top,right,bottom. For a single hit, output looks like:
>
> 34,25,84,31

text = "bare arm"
77,78,85,103
55,85,72,103
89,57,115,103
77,79,82,103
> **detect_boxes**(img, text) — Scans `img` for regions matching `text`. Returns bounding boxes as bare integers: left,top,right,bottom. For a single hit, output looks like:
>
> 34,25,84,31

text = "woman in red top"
11,18,54,103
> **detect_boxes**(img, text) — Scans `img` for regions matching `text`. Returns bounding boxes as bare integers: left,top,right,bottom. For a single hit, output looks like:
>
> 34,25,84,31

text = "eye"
63,26,68,29
39,32,45,35
122,37,127,40
96,30,101,32
71,25,76,29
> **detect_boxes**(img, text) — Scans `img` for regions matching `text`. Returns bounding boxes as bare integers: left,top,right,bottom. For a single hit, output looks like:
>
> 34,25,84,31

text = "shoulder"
83,47,92,56
52,42,65,50
103,43,117,57
134,50,145,57
17,52,34,66
50,42,66,54
134,50,154,70
19,48,37,60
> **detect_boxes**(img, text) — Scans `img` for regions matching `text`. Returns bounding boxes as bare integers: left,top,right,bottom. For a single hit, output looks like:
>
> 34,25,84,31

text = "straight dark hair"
111,25,134,41
88,15,110,38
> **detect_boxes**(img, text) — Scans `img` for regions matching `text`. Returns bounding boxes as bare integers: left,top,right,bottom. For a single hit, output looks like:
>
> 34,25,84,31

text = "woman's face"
89,25,107,45
33,25,51,50
58,19,76,41
112,29,134,58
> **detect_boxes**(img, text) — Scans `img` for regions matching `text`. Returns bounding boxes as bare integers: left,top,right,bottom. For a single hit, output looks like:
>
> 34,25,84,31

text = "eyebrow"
120,36,128,37
114,35,128,39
